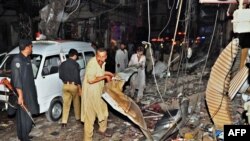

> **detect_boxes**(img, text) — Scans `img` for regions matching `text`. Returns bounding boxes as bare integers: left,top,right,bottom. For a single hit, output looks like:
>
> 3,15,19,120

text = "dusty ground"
0,69,215,141
0,107,149,141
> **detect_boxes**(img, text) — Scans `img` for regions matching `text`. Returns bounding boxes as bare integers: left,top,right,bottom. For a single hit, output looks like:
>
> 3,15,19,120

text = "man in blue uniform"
11,39,39,141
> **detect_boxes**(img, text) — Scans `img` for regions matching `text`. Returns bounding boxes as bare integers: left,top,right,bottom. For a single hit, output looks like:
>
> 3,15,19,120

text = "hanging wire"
180,5,220,137
67,0,81,17
91,3,121,17
157,0,176,39
146,0,165,104
197,8,219,112
176,0,180,9
167,0,171,9
210,39,233,119
65,0,79,8
174,0,192,88
164,0,184,95
146,0,185,135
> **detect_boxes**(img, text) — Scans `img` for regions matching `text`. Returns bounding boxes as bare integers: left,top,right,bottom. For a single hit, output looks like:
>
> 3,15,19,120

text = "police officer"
59,49,81,128
11,39,39,141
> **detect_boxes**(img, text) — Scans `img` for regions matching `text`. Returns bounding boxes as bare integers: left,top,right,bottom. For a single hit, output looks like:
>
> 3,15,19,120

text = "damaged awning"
102,67,153,140
102,67,190,141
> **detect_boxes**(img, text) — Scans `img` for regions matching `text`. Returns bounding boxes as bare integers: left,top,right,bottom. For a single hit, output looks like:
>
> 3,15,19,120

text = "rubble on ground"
0,68,226,141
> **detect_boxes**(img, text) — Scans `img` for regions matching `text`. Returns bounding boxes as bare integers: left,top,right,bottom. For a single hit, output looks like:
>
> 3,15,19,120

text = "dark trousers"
16,106,32,141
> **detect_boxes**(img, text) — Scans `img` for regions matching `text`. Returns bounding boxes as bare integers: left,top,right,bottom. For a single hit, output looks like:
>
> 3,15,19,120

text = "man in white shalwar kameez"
129,46,146,102
145,46,154,75
115,42,128,73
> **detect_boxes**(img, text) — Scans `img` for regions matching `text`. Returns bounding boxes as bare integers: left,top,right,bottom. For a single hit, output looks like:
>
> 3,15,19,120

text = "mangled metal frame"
102,67,153,140
102,66,189,141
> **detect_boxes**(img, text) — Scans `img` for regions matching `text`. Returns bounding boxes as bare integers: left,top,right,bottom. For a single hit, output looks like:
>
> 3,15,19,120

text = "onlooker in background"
105,39,117,73
129,46,146,102
11,39,39,141
145,44,154,76
115,42,128,73
153,43,161,62
127,41,135,60
81,47,114,141
163,41,171,65
171,41,181,72
59,49,81,128
91,41,98,50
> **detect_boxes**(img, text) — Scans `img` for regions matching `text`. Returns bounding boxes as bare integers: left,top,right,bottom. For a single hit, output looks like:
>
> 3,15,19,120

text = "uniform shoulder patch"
15,62,20,68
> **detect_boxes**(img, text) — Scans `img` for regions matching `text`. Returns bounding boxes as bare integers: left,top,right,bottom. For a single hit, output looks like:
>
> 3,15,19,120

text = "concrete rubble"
0,67,225,141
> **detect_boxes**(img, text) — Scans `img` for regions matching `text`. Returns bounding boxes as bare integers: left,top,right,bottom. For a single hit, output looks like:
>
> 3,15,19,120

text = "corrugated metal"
102,67,153,140
228,66,248,100
205,38,239,129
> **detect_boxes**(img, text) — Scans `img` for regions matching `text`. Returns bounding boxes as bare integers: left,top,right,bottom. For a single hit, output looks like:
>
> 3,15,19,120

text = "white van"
0,40,95,121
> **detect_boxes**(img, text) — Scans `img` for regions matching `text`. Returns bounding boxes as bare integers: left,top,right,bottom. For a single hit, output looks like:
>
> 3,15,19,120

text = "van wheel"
45,98,62,122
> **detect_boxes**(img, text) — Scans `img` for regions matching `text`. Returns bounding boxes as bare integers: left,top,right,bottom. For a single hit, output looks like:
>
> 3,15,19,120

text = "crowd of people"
10,38,182,141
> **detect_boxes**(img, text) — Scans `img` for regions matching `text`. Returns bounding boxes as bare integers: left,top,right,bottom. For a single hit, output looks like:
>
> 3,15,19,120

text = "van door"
35,55,62,113
0,52,7,63
0,54,42,110
65,51,86,82
82,51,95,81
76,52,85,82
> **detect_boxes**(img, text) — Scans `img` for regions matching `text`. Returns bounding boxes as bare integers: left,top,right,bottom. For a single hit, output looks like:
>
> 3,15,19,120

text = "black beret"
68,48,78,57
19,39,32,51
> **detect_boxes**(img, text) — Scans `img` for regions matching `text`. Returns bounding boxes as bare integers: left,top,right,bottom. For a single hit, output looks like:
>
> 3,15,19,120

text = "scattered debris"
0,66,214,141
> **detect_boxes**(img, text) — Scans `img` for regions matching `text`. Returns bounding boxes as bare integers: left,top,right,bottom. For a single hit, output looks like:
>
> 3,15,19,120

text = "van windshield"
0,54,42,78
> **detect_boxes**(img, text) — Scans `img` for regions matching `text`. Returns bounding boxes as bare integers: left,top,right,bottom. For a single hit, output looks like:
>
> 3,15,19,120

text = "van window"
42,55,60,76
31,55,42,77
0,54,42,78
0,55,14,76
84,51,95,64
77,53,85,69
66,53,85,69
0,52,7,63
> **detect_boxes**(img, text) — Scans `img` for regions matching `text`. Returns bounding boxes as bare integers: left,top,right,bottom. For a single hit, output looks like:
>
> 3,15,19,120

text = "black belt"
63,81,77,85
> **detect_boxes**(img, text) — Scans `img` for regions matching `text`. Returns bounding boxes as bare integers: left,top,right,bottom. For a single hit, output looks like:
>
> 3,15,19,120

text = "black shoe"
29,136,33,140
61,123,67,128
19,136,33,141
97,131,112,137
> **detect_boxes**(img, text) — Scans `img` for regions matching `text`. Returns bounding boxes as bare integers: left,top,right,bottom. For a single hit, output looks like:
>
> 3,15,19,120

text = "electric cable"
167,0,171,9
67,0,81,17
146,0,185,135
174,0,192,89
146,0,165,104
179,5,220,140
157,0,176,39
65,0,79,8
198,8,219,113
163,0,184,95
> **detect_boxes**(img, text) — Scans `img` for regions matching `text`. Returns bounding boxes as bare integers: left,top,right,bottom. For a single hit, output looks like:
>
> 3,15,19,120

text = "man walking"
81,48,114,141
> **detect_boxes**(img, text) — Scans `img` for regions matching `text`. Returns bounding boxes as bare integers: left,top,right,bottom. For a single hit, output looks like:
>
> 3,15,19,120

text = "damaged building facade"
0,0,149,50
